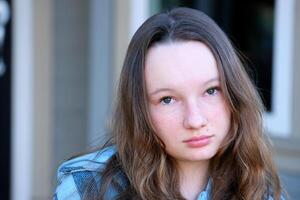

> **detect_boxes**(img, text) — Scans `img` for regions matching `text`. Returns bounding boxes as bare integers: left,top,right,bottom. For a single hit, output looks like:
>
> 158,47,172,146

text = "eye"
160,96,174,105
206,87,219,95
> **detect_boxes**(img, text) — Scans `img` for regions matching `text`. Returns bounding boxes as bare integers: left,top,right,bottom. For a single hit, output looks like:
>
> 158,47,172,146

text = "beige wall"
113,0,131,83
32,1,53,199
31,0,90,199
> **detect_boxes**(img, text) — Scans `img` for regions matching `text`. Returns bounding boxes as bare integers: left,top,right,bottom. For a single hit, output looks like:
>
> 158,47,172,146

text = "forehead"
145,41,219,91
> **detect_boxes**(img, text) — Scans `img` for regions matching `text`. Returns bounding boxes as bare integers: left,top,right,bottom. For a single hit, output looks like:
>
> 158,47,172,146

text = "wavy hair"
85,7,282,200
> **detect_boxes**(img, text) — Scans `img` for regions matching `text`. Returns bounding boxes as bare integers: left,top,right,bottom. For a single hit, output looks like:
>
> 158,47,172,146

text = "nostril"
183,114,208,129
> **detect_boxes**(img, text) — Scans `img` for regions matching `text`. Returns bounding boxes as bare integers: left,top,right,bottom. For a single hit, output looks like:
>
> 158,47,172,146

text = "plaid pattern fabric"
53,146,284,200
54,147,117,200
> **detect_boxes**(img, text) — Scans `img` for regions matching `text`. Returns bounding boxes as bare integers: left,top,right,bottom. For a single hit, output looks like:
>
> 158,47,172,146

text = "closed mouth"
182,135,213,148
183,135,213,143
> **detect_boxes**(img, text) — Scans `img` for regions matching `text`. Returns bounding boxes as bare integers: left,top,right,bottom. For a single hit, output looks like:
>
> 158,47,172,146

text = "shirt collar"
197,178,211,200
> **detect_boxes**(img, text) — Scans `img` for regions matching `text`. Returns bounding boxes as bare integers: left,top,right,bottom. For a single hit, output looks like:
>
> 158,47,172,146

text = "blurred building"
1,0,299,199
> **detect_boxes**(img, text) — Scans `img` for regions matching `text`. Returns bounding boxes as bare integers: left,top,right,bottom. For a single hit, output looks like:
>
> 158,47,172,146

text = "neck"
177,160,209,200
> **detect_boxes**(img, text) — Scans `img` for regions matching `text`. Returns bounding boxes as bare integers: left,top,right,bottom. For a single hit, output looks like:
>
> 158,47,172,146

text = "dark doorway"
0,0,12,199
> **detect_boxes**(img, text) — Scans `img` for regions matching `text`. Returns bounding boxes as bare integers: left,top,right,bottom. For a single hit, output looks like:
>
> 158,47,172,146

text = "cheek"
208,103,231,129
149,108,182,138
210,106,229,119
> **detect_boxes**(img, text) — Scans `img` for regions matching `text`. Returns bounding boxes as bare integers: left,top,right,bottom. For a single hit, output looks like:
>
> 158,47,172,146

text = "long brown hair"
85,7,282,200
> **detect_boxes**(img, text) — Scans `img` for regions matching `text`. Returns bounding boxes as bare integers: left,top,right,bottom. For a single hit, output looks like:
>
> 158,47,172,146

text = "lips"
183,135,213,148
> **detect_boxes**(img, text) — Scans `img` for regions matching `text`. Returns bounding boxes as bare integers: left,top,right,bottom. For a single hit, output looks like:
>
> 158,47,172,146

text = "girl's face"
145,41,231,165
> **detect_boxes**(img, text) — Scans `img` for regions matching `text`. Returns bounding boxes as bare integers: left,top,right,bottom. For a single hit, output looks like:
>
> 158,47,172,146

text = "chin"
190,149,218,161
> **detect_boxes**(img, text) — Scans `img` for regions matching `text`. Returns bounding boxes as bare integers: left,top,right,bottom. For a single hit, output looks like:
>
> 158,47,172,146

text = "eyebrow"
149,77,219,96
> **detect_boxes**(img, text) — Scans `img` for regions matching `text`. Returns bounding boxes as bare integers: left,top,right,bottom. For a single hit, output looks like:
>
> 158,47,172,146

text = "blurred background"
0,0,299,199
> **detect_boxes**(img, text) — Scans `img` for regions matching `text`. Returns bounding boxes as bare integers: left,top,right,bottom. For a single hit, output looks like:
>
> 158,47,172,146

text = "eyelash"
158,86,221,105
205,86,220,95
159,96,174,105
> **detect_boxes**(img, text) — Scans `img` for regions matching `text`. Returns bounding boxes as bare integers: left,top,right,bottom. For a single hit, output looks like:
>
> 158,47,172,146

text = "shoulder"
266,195,286,200
57,146,116,177
54,146,116,200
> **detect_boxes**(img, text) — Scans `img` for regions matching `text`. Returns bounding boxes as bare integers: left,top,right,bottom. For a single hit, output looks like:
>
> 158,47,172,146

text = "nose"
183,101,208,130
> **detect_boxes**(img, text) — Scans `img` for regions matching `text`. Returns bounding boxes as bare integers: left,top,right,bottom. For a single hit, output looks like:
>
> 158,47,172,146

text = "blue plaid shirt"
54,147,118,200
54,146,283,200
53,146,211,199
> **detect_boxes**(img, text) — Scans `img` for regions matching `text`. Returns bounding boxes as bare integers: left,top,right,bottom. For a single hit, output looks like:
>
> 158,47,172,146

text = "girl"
54,7,284,200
